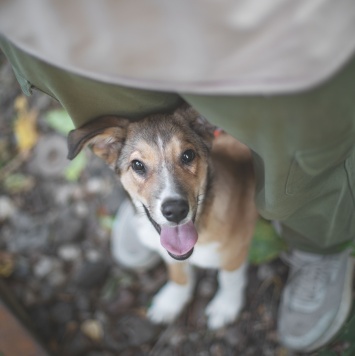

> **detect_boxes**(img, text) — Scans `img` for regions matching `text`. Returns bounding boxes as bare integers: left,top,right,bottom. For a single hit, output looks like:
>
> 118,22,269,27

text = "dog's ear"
67,116,129,167
180,107,217,149
189,115,216,148
176,106,216,149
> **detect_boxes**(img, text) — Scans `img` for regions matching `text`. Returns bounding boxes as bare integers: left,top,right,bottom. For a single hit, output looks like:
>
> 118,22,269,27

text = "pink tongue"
160,221,198,256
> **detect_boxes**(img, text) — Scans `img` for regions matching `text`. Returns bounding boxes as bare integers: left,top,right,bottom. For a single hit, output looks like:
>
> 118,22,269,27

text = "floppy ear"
67,116,129,167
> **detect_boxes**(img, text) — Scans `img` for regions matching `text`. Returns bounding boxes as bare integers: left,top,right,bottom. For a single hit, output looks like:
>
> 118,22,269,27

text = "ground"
0,51,352,356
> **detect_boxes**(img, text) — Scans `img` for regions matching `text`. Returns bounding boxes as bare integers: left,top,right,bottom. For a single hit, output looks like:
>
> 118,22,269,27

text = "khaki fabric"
182,56,355,253
0,38,181,128
1,38,355,253
1,0,355,94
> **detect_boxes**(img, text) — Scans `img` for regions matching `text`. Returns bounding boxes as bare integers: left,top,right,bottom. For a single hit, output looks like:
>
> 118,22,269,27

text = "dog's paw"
147,281,192,324
205,290,244,329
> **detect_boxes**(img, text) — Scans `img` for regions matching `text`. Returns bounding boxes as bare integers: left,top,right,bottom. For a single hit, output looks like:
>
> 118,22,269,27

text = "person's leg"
3,36,355,350
182,56,355,253
1,38,181,269
0,37,181,127
182,56,355,351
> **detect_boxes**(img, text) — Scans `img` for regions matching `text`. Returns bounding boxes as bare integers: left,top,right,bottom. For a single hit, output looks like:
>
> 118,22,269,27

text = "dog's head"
67,106,215,260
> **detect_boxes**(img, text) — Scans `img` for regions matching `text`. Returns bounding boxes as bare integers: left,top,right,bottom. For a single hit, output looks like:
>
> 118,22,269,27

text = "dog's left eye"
181,149,195,164
131,160,146,175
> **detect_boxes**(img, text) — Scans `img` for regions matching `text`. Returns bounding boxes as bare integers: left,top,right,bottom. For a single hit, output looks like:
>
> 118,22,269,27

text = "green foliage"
44,109,75,135
64,152,87,182
44,109,86,182
99,214,115,232
3,173,34,193
318,308,355,355
248,218,287,265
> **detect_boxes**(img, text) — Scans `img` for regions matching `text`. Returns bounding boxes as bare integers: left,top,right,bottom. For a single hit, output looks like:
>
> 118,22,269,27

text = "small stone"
63,331,91,355
52,207,85,244
76,295,91,313
33,256,55,278
13,257,31,279
224,325,244,347
106,289,135,314
40,284,55,302
28,305,53,340
48,269,66,288
30,135,69,177
50,302,74,324
23,289,37,306
210,341,230,356
58,244,81,262
74,202,89,218
85,249,101,263
168,327,186,347
65,320,79,334
74,260,110,288
85,178,104,194
116,315,159,346
257,264,275,281
198,277,216,298
0,196,16,221
81,319,104,342
54,185,75,205
7,213,49,253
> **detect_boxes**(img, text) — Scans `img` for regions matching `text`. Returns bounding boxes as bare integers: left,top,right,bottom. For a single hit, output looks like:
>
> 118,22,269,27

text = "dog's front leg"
147,262,195,324
206,263,248,329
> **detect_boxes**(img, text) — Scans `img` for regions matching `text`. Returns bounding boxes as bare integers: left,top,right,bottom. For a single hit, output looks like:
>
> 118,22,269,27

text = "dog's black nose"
161,199,189,223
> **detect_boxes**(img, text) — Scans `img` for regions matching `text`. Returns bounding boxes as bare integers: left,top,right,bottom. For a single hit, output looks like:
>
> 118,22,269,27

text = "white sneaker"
278,249,354,352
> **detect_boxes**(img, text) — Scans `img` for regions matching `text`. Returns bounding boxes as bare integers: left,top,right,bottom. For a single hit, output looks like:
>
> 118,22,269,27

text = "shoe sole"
305,256,355,352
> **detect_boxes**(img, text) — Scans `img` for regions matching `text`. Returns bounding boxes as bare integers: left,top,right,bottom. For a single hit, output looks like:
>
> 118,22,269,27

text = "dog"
67,104,257,329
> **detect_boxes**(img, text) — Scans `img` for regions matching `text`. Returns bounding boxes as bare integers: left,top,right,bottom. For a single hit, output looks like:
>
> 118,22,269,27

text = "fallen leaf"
3,173,35,194
13,95,38,155
0,251,15,277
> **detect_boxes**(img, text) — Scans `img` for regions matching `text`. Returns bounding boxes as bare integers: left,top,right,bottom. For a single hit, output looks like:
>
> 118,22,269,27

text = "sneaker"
278,249,354,352
111,199,161,270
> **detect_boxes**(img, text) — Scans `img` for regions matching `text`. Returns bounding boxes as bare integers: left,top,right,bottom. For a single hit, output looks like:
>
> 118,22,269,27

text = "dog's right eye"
181,149,196,164
131,160,146,175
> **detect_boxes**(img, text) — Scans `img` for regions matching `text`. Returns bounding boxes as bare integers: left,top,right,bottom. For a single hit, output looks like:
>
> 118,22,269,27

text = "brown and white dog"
67,104,257,329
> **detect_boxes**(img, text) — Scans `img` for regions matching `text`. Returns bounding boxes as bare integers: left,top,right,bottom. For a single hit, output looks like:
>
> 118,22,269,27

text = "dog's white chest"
190,242,221,269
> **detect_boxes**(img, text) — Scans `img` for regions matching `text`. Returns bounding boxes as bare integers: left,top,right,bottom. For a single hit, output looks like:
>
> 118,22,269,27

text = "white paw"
205,290,244,329
147,281,193,324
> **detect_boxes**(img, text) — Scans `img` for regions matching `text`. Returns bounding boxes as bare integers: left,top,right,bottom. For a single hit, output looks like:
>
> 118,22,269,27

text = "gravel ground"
0,51,350,356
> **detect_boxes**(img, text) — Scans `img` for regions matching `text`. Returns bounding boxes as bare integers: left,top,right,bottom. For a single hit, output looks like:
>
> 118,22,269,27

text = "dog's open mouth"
143,205,198,261
160,221,198,261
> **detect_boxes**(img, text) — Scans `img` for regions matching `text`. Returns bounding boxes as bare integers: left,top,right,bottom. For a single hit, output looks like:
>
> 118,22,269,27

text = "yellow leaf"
0,252,15,277
13,95,39,155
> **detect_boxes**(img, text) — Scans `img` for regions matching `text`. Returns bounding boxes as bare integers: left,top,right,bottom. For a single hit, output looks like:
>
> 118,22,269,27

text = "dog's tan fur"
68,104,257,328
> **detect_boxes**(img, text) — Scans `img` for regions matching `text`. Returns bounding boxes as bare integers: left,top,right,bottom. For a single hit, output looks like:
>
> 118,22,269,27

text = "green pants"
2,37,355,254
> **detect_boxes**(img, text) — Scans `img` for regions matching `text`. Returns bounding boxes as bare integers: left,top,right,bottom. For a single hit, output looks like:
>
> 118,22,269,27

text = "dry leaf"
0,251,15,277
13,95,39,156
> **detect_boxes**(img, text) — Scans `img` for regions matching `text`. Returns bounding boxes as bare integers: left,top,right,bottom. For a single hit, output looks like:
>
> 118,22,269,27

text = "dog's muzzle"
143,204,198,260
